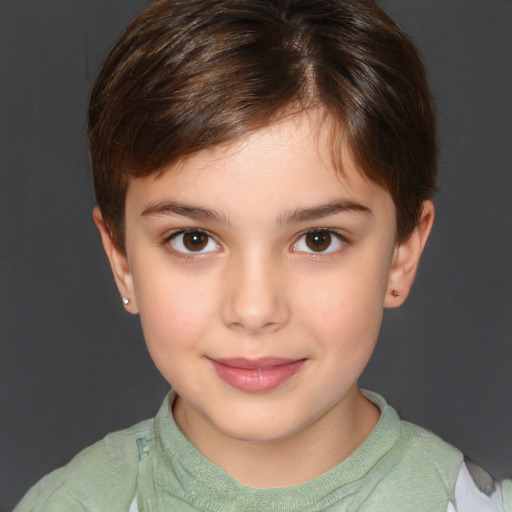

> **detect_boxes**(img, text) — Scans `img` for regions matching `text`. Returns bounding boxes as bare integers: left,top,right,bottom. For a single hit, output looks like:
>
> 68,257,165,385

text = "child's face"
101,111,420,445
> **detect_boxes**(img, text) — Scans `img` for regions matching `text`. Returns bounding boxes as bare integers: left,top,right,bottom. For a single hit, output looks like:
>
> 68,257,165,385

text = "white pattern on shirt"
128,496,139,512
447,460,504,511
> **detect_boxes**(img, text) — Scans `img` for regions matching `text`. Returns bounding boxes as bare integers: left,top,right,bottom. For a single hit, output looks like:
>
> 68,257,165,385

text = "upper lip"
209,357,305,370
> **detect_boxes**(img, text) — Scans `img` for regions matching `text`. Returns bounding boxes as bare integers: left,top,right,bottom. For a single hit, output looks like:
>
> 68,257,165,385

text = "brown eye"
169,230,219,254
293,229,345,254
183,231,208,251
305,231,332,252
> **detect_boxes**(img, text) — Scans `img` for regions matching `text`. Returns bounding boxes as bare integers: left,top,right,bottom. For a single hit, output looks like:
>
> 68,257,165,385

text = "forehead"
125,111,395,221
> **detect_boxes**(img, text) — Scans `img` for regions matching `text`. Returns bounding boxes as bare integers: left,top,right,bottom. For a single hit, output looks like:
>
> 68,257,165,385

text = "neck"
173,387,380,488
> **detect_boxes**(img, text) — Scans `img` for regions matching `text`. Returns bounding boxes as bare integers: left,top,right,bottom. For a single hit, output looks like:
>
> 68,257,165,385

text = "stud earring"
121,297,131,305
391,290,401,297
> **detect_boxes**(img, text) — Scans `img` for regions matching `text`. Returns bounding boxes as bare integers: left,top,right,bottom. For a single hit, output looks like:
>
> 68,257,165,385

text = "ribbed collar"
137,390,405,512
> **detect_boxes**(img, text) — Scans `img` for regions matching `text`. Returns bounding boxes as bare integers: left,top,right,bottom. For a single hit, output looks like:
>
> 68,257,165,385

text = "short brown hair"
88,0,436,252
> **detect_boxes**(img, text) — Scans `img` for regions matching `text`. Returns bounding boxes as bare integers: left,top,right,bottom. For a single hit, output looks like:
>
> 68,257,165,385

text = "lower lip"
209,359,306,393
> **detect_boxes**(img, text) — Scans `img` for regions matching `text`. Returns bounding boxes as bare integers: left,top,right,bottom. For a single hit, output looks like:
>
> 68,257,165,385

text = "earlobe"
92,206,138,314
385,200,435,308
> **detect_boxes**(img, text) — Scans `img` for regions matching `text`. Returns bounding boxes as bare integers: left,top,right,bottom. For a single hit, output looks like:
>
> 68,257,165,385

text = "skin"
94,111,434,488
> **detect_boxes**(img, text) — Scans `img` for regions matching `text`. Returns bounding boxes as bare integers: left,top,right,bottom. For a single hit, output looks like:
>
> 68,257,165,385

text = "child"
14,0,511,510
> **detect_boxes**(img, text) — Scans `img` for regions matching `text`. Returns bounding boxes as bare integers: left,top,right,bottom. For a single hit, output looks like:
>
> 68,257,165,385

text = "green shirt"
14,390,512,511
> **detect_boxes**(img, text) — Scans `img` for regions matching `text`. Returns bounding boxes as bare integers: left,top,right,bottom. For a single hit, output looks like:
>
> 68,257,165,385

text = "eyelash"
163,228,348,259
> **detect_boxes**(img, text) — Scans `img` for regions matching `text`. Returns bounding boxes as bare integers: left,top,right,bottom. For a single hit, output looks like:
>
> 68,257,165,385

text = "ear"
92,206,138,314
385,200,435,308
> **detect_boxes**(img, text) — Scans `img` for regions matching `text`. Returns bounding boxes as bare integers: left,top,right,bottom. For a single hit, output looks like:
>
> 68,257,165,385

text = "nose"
221,252,290,334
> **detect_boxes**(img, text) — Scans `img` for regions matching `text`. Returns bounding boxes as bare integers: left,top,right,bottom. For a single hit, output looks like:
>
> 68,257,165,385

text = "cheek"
132,262,219,352
298,256,389,343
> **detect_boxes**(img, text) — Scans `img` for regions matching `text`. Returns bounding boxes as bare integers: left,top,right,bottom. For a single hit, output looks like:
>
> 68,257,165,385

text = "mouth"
208,357,307,393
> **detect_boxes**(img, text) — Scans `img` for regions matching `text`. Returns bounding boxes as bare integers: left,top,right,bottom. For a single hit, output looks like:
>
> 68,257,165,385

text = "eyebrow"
141,201,232,225
141,199,371,225
277,200,371,225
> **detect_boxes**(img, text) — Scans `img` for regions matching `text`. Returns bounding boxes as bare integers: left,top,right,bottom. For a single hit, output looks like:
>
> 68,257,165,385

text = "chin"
221,426,293,445
214,410,306,445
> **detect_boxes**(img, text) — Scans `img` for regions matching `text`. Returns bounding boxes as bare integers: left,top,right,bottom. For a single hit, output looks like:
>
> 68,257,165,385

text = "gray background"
1,1,511,511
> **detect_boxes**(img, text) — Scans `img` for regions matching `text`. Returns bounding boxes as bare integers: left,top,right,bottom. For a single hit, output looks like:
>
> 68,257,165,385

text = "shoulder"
363,390,464,502
363,418,462,510
398,419,463,486
396,420,510,511
13,418,154,512
362,391,511,511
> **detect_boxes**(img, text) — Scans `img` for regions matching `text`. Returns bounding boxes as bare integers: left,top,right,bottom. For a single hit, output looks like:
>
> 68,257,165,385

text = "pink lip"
209,357,306,392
